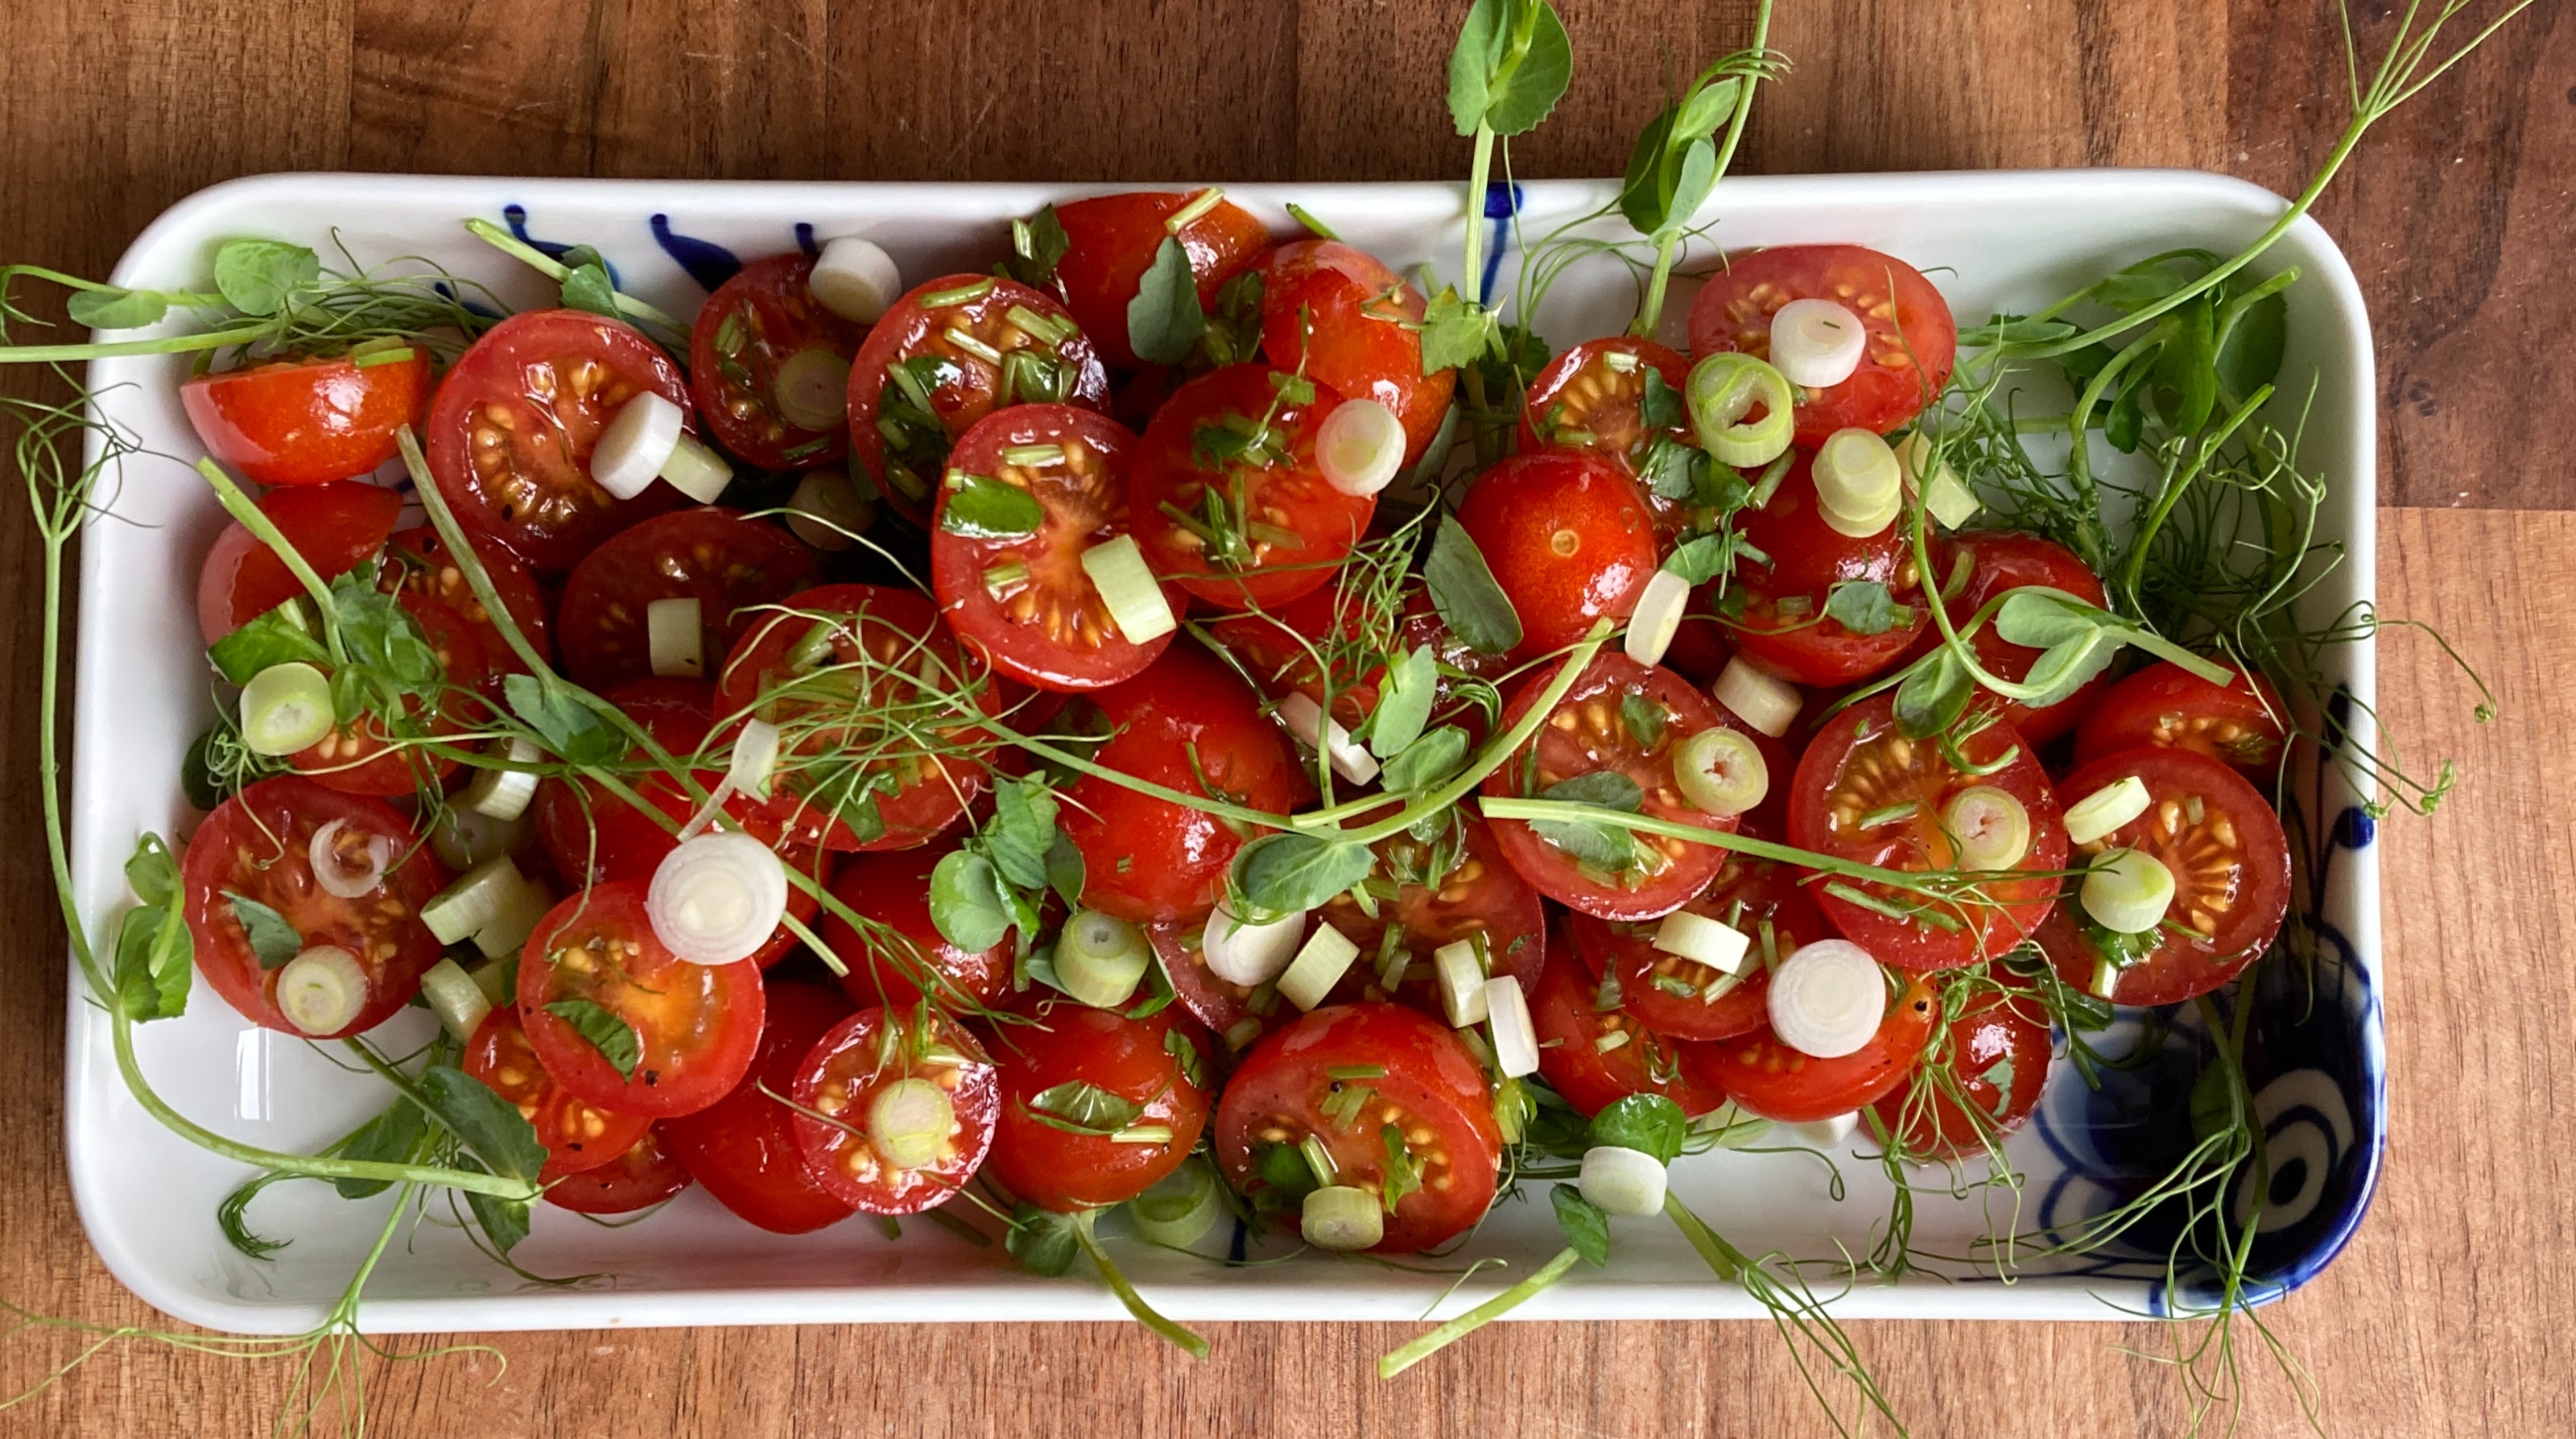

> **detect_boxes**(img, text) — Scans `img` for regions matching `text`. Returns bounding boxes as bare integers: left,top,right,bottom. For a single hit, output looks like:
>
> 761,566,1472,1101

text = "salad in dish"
2,0,2519,1430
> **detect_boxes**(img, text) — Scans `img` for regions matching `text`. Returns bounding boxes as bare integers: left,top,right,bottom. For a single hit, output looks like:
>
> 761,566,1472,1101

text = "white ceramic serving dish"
67,170,2383,1337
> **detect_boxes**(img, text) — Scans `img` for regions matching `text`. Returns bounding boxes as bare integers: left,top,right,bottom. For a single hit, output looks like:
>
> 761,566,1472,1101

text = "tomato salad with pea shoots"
3,0,2513,1430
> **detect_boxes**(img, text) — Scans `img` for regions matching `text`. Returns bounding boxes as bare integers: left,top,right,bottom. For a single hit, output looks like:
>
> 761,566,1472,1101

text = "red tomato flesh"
464,1004,650,1182
1697,978,1938,1123
1870,983,2053,1160
820,846,1013,1013
1562,841,1830,1043
790,1006,1000,1215
1528,941,1728,1118
518,881,766,1119
689,253,867,469
1911,532,2112,745
1129,364,1370,610
545,1126,693,1215
661,978,861,1234
1688,244,1957,444
984,1003,1212,1211
1727,454,1930,687
196,480,403,644
2074,661,2288,779
1258,240,1453,464
555,507,819,692
1051,191,1272,371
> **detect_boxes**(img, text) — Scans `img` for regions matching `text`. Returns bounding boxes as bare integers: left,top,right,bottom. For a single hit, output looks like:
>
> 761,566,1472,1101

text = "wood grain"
0,2,2570,1437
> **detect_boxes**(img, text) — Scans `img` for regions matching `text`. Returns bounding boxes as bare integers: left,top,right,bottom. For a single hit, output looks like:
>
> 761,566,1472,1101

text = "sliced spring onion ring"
461,736,543,821
1129,1156,1222,1249
809,236,903,324
773,349,852,432
1433,939,1489,1027
1278,692,1379,787
1684,353,1794,468
1711,657,1800,738
308,818,392,900
431,802,527,872
1300,1185,1385,1251
465,955,513,1009
646,596,704,678
1811,428,1903,538
658,431,734,504
423,858,526,947
473,868,555,959
1315,398,1406,498
1623,568,1693,667
1484,975,1538,1078
1897,432,1979,528
1203,903,1305,987
648,830,789,966
726,717,782,801
2063,775,2151,846
238,662,333,756
786,466,877,552
592,391,685,500
1057,908,1152,1008
277,945,367,1036
2082,849,2176,934
1579,1144,1670,1218
1278,922,1360,1011
1079,534,1177,645
1942,785,2033,870
866,1077,955,1170
1652,910,1752,975
1767,298,1868,387
1673,726,1769,817
419,957,493,1040
1766,939,1887,1060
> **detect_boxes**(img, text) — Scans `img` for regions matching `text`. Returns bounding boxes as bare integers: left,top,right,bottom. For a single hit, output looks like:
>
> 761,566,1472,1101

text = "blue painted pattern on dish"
650,214,742,292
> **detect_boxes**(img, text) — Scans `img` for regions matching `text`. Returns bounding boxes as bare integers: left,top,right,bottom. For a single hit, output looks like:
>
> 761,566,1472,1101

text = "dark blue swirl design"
1478,180,1524,305
795,222,820,258
650,214,742,293
502,203,621,287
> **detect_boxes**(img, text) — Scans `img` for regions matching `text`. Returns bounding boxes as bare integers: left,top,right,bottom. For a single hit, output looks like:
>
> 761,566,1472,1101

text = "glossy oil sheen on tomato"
1455,448,1657,661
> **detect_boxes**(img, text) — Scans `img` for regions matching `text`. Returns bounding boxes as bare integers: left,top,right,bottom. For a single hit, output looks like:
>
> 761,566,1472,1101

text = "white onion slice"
1315,399,1406,498
592,392,684,500
786,467,875,551
1203,903,1305,987
1276,921,1360,1011
1712,658,1801,738
1780,1110,1860,1147
1653,910,1752,975
1767,939,1888,1060
277,945,367,1036
1579,1144,1669,1218
773,349,852,432
646,596,704,678
1484,975,1539,1077
809,237,903,324
2063,775,2151,846
1812,428,1903,538
308,819,392,899
1277,693,1378,786
2082,850,2176,934
1623,568,1692,667
658,432,734,504
1433,939,1489,1027
419,957,493,1040
1769,299,1868,388
1080,535,1177,645
726,717,782,801
462,736,543,821
648,831,789,966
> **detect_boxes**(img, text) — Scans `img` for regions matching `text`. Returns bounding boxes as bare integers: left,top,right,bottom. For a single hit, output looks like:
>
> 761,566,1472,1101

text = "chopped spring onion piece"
646,596,705,678
1300,1185,1384,1251
237,661,332,756
1433,939,1489,1027
1811,428,1903,538
1579,1144,1669,1218
2063,775,2152,846
2091,957,2122,1002
1002,443,1065,467
460,736,543,821
786,467,877,551
866,1077,955,1171
419,957,494,1040
423,857,530,946
1277,921,1360,1011
308,818,392,900
2082,849,2176,935
1673,726,1769,817
1315,398,1406,498
1484,975,1539,1078
1078,534,1176,645
591,391,685,500
465,955,512,1009
1203,902,1305,987
1711,657,1800,738
1623,568,1692,667
431,802,527,872
473,868,555,960
1684,352,1795,468
1943,785,2033,870
1224,1017,1264,1050
808,237,903,324
1767,298,1868,388
1166,186,1225,232
726,717,781,801
277,945,368,1036
1129,1156,1222,1249
1652,910,1752,975
1277,692,1379,787
1780,1110,1859,1147
1897,432,1979,528
1057,908,1152,1008
772,349,852,432
1767,939,1888,1060
648,831,790,966
658,431,734,504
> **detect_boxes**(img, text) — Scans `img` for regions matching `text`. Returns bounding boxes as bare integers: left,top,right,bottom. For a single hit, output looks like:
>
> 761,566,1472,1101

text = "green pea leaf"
2151,297,2219,436
1893,647,1972,739
1045,830,1088,912
1007,1203,1083,1277
1381,724,1472,796
456,1156,532,1256
1446,0,1574,138
207,602,331,687
2104,372,2146,453
417,1064,548,1185
66,287,172,329
1616,105,1682,235
1991,587,2107,650
1822,580,1908,636
1162,1026,1206,1087
113,903,192,1023
1380,1124,1426,1214
544,998,642,1081
1540,770,1643,812
2019,631,2120,709
1231,832,1377,917
938,470,1046,539
329,1097,430,1201
1662,532,1738,586
1550,1183,1612,1267
1006,205,1071,287
502,672,624,767
1023,1080,1144,1136
929,850,1015,953
125,833,181,909
1659,137,1719,238
559,261,622,321
2214,287,2288,399
1126,234,1206,367
1588,1093,1688,1164
1369,644,1438,759
1673,76,1740,143
1620,693,1667,751
224,891,303,970
1417,286,1496,374
211,239,320,316
1637,365,1688,434
985,775,1062,891
1424,514,1522,656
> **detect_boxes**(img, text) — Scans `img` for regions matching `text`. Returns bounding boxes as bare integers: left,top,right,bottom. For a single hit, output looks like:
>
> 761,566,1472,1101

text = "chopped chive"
1941,548,1976,601
1224,1017,1263,1050
1602,349,1641,374
349,345,415,369
885,461,928,500
1758,917,1779,970
1245,982,1278,1016
1003,304,1075,347
1001,443,1064,467
779,433,833,462
1774,594,1814,618
1165,187,1224,233
884,360,939,414
1299,1134,1338,1186
943,326,1004,366
1653,974,1698,999
1592,970,1623,1012
1593,1031,1633,1055
1748,449,1795,509
1824,881,1963,932
785,620,840,673
1111,1125,1175,1145
714,311,748,358
981,559,1030,594
1858,800,1918,830
1327,1064,1386,1081
1700,972,1740,1003
2185,794,2207,825
1284,201,1339,240
1554,427,1599,447
919,276,996,308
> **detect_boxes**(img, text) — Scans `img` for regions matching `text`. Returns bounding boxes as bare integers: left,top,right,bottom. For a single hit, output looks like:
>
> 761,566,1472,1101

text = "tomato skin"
662,978,860,1234
688,253,866,469
821,846,1013,1012
424,309,691,571
1527,941,1728,1118
984,1003,1212,1212
1563,842,1829,1043
1515,337,1700,544
464,1005,650,1183
791,1006,1001,1215
1787,693,2067,971
1687,244,1956,443
1455,449,1658,661
1129,364,1370,610
1697,978,1938,1123
1871,984,2052,1160
2044,746,2292,1007
1728,454,1930,686
1214,1003,1502,1254
929,404,1178,692
1057,643,1300,924
1257,241,1453,463
518,881,767,1119
555,508,819,692
545,1127,694,1215
196,480,404,644
1910,532,2112,745
2074,661,2287,779
287,593,488,797
182,351,432,487
379,524,552,684
182,777,448,1039
1052,191,1272,371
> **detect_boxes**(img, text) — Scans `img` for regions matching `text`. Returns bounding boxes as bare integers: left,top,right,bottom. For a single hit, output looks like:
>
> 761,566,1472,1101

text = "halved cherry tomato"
662,978,859,1234
985,1002,1212,1212
181,776,448,1038
1688,244,1956,444
1455,448,1658,662
1727,454,1930,686
1527,941,1726,1118
1563,840,1828,1042
545,1127,693,1215
929,404,1177,691
1204,581,1382,730
820,846,1013,1012
712,583,991,852
2044,746,2291,1007
2074,661,2287,779
555,508,819,691
1129,364,1368,610
688,253,866,469
287,592,490,798
378,524,553,683
1786,693,2067,970
1258,240,1452,462
1695,977,1938,1123
1482,653,1737,921
182,350,432,487
1050,191,1272,371
423,309,691,570
464,1004,650,1182
791,1005,999,1215
1056,643,1299,924
846,275,1108,525
1213,1003,1501,1254
1909,532,2112,745
1516,336,1698,540
1870,982,2052,1160
518,880,766,1118
196,480,404,644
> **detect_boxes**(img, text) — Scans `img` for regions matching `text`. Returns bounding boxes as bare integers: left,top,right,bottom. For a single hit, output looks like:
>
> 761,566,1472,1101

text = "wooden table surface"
2,2,2570,1435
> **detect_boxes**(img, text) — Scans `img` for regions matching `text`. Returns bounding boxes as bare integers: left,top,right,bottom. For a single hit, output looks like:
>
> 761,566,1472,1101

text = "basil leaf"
1024,1080,1143,1135
1126,235,1206,367
1446,0,1574,138
1231,832,1377,917
1822,580,1907,636
1007,205,1072,287
1381,725,1471,796
329,1097,429,1200
1424,514,1522,655
1550,1183,1612,1267
1539,771,1642,812
1588,1093,1687,1164
559,261,623,320
1893,647,1972,739
1007,1203,1082,1277
1369,645,1438,759
929,850,1014,953
417,1064,547,1185
1380,1124,1426,1214
224,891,302,970
211,239,320,316
502,672,624,767
207,602,329,687
1619,693,1666,751
1991,588,2106,650
1417,287,1496,374
67,287,172,329
544,998,642,1081
938,471,1045,539
1529,817,1637,871
456,1157,532,1257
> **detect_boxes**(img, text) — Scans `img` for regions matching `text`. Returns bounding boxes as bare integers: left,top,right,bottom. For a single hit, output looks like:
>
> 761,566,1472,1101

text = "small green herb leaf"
211,239,320,316
544,998,642,1081
939,472,1045,539
1007,206,1072,287
1127,235,1206,366
1418,287,1496,374
1588,1093,1687,1164
1620,693,1666,750
1232,832,1377,917
330,1097,431,1200
224,891,302,970
1369,644,1438,759
67,287,172,329
1380,1124,1426,1214
1007,1203,1083,1276
502,672,623,767
1539,771,1642,812
1822,580,1906,636
1550,1183,1612,1267
206,602,330,687
559,262,623,320
929,850,1016,953
1991,588,2107,649
1025,1080,1145,1135
1893,646,1973,739
1446,0,1575,138
1381,724,1472,795
1425,514,1522,655
417,1064,548,1186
